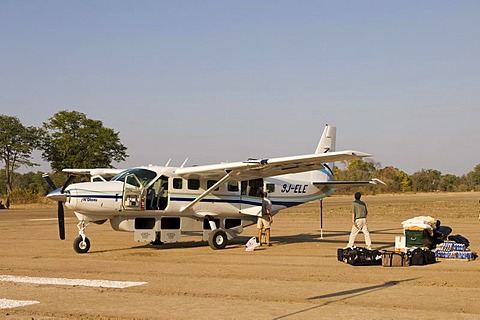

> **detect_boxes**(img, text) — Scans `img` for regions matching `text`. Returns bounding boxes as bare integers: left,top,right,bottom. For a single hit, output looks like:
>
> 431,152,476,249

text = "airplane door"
122,173,146,210
145,176,169,210
239,178,263,216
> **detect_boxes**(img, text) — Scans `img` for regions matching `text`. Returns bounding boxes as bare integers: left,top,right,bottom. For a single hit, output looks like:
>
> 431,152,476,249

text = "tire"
208,229,228,250
73,236,91,254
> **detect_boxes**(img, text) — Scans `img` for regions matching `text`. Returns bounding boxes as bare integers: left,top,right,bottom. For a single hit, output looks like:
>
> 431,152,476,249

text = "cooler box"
405,230,433,248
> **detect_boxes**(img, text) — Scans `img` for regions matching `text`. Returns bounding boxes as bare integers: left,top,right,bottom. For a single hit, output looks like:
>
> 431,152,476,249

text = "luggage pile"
338,216,477,266
396,216,477,263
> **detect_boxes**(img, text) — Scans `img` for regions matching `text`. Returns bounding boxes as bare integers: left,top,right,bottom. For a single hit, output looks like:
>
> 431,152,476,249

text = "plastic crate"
405,229,433,247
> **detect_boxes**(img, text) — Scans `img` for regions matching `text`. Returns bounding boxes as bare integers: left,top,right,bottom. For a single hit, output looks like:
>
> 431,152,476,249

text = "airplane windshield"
111,168,157,187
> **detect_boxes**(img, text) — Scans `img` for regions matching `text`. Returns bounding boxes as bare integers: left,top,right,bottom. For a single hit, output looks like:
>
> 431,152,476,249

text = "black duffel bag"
346,247,382,266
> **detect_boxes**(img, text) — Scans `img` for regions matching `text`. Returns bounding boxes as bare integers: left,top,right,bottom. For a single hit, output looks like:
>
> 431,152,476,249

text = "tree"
41,110,128,171
376,166,412,193
346,159,379,181
411,169,442,192
0,114,41,207
333,159,380,194
439,174,459,192
465,163,480,191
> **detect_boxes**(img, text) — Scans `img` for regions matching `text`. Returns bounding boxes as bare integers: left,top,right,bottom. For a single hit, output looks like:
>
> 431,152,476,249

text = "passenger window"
188,179,200,190
207,180,219,191
227,182,239,192
173,178,183,189
266,183,275,193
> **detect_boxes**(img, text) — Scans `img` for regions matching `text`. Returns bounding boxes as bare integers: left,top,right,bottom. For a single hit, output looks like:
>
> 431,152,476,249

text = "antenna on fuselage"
180,158,189,168
165,159,171,167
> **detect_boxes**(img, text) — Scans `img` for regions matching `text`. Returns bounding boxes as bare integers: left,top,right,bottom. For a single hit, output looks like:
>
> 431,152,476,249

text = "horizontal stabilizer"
314,178,386,188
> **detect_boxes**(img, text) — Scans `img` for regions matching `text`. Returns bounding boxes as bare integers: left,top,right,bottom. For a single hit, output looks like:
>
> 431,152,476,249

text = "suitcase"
381,251,410,267
346,247,382,266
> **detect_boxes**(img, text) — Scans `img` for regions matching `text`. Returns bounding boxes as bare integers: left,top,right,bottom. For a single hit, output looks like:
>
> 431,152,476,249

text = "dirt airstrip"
1,192,479,319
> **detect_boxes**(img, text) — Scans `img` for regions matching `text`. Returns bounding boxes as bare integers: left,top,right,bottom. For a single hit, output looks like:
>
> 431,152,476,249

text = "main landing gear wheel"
208,229,228,250
73,236,91,254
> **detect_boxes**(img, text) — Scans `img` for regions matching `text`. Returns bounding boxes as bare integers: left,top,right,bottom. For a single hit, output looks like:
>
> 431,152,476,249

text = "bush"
0,188,47,205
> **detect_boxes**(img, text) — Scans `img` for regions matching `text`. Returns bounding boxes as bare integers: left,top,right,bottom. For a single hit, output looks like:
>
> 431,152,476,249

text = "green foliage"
0,114,42,206
41,110,128,171
465,164,480,191
0,115,40,168
410,169,442,192
332,161,480,194
439,174,459,192
347,159,378,181
375,166,412,193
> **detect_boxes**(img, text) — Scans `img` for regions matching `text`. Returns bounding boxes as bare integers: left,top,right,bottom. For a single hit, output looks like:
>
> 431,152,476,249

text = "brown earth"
1,192,479,319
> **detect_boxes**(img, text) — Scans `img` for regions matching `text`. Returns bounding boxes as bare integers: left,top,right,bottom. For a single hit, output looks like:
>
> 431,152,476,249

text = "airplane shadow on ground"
88,227,401,253
273,277,421,320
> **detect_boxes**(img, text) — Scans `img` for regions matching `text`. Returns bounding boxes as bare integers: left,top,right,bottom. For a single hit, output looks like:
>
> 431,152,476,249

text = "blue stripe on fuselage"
70,194,122,200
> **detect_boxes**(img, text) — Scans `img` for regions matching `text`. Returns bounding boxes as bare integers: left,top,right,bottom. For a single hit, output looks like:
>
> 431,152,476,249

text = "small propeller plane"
44,125,384,253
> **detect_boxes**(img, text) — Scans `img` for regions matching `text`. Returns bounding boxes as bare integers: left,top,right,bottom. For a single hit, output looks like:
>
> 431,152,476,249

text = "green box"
405,230,433,247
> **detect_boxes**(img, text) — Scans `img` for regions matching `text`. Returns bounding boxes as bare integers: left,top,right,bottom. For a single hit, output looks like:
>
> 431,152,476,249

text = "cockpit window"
111,168,157,187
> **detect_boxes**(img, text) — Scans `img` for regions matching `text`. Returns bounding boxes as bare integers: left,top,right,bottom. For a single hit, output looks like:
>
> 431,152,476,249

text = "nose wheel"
73,236,90,253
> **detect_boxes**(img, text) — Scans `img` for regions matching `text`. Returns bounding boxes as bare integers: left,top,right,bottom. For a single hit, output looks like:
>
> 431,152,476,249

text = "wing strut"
180,170,239,213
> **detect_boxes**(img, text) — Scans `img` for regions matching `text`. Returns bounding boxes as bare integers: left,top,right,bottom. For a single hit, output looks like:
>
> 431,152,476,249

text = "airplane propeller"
42,174,76,240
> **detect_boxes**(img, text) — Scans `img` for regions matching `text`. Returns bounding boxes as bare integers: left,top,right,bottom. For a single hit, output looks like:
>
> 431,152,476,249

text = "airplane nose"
46,188,67,202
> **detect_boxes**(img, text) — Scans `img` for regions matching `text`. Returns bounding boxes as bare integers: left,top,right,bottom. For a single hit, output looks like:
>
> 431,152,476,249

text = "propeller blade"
61,175,76,194
42,174,57,190
58,201,65,240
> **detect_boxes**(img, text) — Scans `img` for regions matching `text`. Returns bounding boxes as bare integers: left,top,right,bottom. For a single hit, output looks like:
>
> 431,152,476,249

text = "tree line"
1,111,479,206
334,159,480,195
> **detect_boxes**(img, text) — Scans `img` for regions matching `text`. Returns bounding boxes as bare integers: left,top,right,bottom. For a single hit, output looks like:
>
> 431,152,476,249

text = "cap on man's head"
354,192,362,200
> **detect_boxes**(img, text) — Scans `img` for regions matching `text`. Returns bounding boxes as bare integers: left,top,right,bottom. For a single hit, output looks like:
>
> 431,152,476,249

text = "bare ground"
1,192,479,319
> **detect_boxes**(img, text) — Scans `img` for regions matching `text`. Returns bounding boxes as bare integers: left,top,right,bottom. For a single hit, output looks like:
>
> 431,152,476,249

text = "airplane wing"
175,150,371,181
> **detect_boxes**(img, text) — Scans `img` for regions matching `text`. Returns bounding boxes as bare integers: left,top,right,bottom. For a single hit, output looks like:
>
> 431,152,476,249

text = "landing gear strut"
73,220,91,254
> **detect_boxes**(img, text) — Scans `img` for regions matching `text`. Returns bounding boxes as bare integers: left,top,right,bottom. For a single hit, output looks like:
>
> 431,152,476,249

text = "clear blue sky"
1,1,479,176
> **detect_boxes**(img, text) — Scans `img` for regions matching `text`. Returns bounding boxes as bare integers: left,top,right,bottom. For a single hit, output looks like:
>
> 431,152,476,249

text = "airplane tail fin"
312,125,336,180
315,124,336,154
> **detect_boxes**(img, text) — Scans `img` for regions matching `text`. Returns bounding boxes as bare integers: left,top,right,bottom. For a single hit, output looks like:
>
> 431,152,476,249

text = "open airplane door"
122,173,146,210
239,179,263,216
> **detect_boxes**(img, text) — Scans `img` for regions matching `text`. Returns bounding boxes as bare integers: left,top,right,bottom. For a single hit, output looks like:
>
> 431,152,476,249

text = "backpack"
448,234,470,248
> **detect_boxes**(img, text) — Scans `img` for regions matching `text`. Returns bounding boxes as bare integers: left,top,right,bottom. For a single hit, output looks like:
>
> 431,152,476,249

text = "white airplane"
44,125,384,253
